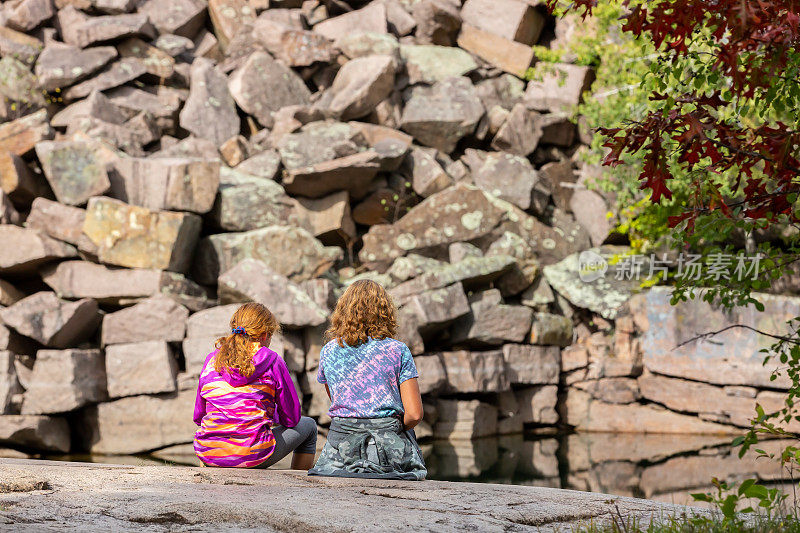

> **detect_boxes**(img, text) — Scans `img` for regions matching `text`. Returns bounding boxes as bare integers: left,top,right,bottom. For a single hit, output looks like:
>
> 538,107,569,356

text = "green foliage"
577,513,800,533
553,1,800,523
553,0,800,262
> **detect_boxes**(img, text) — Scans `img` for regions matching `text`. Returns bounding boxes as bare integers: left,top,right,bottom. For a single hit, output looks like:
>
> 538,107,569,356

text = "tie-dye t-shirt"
317,337,418,418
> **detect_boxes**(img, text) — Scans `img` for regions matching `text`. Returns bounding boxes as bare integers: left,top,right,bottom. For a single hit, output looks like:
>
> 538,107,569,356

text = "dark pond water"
42,431,792,508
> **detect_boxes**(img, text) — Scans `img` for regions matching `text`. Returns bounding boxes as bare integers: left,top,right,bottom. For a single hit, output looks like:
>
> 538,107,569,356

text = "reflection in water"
424,435,560,487
42,432,795,508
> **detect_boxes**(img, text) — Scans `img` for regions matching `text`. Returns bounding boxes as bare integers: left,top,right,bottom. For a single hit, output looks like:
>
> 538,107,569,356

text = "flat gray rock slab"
0,459,702,531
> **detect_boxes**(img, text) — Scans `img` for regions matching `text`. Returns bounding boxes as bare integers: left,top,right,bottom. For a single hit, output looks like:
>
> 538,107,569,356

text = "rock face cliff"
0,458,703,531
0,0,793,459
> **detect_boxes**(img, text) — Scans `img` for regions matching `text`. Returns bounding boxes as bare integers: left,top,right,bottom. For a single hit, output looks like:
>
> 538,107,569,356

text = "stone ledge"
0,458,703,531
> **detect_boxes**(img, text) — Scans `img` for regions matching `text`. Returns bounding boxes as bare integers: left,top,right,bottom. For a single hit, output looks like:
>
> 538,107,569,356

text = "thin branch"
675,324,800,349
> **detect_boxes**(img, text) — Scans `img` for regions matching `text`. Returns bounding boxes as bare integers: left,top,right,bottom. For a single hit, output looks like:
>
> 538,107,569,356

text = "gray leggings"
257,416,318,468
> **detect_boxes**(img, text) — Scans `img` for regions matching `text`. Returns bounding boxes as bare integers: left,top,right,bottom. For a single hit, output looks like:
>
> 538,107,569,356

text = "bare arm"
324,384,331,400
399,378,423,431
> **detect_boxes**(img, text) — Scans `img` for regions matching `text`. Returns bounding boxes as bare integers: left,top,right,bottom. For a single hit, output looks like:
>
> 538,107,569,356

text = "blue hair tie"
232,327,246,335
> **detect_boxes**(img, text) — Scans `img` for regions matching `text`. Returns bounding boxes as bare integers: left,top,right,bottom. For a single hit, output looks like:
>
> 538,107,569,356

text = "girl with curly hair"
309,280,426,480
193,303,317,469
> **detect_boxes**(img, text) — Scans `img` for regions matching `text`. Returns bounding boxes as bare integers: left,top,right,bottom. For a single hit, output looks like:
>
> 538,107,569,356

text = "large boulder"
390,255,516,304
636,371,784,429
116,37,175,80
438,350,508,393
399,44,477,85
58,8,155,48
313,2,387,44
193,226,342,284
524,63,595,113
294,191,357,245
539,160,577,212
400,77,484,153
503,344,561,385
228,50,311,128
463,149,540,210
0,27,43,67
105,341,177,399
34,43,117,91
83,196,202,273
407,282,470,333
403,147,452,198
101,295,189,346
0,415,70,452
235,149,281,180
179,58,240,146
137,0,207,37
457,24,536,77
0,292,100,349
106,86,182,130
570,186,615,247
4,0,54,32
475,75,526,113
360,183,585,267
41,261,210,311
276,120,367,170
210,168,301,232
253,18,336,67
318,54,396,120
78,388,196,454
283,151,380,199
34,140,111,206
52,91,129,130
338,31,399,59
573,377,641,405
217,259,329,328
451,290,533,346
0,225,76,275
21,349,106,415
460,0,544,45
412,0,461,46
542,246,646,320
640,287,799,389
109,156,220,214
530,312,573,346
564,389,739,434
0,56,45,112
490,104,544,156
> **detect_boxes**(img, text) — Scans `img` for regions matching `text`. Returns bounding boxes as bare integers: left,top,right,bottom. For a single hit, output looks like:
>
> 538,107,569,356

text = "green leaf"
743,484,770,501
721,494,738,518
738,479,756,496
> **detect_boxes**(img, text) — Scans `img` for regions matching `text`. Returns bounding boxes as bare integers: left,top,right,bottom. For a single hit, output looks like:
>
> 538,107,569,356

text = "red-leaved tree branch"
547,0,800,234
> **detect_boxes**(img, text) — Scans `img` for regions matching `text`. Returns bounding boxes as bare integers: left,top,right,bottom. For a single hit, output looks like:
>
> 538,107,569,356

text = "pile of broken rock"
0,0,672,459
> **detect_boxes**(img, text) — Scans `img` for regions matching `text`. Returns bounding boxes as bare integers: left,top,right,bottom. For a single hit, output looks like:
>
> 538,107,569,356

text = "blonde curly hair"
214,302,280,377
327,280,397,347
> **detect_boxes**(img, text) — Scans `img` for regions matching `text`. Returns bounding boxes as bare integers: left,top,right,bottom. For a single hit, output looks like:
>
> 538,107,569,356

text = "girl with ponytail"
193,303,317,469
